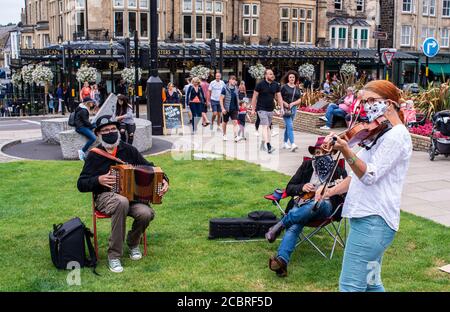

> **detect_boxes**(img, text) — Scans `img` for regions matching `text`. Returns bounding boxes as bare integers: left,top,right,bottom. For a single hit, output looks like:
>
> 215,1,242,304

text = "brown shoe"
268,256,288,277
265,221,285,243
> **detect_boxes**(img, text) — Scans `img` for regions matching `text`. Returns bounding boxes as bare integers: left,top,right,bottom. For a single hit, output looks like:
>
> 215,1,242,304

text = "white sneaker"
108,258,124,273
223,135,228,141
320,125,331,130
319,116,328,122
290,143,298,152
129,246,142,261
234,136,242,142
283,142,291,149
78,150,85,161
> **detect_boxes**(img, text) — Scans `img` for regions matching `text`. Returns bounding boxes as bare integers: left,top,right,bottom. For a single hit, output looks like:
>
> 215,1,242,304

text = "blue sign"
423,37,440,58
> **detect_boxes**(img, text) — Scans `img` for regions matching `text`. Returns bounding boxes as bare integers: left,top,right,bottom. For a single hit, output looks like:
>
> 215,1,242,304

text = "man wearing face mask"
77,115,169,273
265,137,347,277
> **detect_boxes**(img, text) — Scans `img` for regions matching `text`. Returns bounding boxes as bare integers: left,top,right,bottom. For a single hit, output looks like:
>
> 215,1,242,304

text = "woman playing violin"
317,80,412,292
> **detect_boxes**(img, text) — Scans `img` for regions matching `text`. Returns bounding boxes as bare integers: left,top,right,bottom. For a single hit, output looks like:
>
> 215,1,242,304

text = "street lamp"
110,38,115,94
134,30,140,117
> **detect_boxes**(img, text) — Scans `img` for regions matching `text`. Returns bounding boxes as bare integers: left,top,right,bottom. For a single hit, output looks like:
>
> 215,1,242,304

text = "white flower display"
248,63,266,80
76,65,98,83
340,63,357,77
189,65,211,80
32,64,54,86
11,71,22,86
298,63,315,79
121,67,142,84
21,65,34,84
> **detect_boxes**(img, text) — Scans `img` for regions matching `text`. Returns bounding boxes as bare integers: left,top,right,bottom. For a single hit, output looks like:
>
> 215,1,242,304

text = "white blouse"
342,124,412,231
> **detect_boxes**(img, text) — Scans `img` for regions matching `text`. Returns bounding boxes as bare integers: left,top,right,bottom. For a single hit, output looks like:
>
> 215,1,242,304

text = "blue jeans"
325,104,346,127
339,215,396,292
283,106,297,144
76,127,97,153
190,102,204,132
277,200,333,264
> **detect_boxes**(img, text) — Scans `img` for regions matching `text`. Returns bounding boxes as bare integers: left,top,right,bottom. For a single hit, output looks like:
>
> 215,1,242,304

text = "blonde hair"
191,77,201,85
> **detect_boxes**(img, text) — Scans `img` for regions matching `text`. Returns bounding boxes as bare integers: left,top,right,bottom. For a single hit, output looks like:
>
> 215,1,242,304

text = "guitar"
294,178,343,207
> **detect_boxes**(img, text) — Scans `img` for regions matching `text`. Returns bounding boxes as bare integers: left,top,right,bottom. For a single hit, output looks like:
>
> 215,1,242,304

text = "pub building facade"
14,0,417,96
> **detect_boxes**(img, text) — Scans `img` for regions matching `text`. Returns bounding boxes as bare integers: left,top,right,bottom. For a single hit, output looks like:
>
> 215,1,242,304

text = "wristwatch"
346,155,358,165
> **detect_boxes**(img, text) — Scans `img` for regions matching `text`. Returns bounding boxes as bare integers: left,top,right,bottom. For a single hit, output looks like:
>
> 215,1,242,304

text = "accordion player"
110,164,165,204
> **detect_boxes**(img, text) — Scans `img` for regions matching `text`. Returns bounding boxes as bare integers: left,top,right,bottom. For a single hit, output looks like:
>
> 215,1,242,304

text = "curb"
0,115,66,120
0,140,28,161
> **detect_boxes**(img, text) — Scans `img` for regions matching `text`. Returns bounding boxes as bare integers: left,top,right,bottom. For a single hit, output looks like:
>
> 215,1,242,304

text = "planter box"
410,133,431,152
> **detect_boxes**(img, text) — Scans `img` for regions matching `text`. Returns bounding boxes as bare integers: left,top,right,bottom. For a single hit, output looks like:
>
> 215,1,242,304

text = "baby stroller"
429,110,450,161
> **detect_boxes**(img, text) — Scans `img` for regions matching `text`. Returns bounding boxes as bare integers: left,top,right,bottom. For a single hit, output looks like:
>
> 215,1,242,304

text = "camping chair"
92,195,148,259
263,156,347,259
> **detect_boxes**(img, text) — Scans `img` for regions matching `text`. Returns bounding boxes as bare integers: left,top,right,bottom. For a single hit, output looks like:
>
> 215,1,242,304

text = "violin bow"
312,98,361,212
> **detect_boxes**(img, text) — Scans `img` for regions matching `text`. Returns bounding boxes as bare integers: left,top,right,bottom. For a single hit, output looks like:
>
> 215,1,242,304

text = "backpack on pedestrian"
49,217,98,274
68,110,77,127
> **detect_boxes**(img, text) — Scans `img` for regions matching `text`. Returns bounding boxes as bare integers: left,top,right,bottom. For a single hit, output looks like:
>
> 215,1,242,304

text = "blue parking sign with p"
423,37,440,58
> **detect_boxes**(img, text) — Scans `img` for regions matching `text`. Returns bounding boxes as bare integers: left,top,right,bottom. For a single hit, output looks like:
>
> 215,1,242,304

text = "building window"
243,18,250,36
281,21,289,42
128,0,137,8
43,34,50,47
139,0,148,9
335,0,342,10
114,11,124,37
206,0,213,13
352,27,369,48
330,26,347,48
306,9,312,20
243,4,250,17
76,0,85,8
430,0,435,15
401,25,411,46
441,28,449,47
356,0,364,12
300,9,305,19
183,0,192,12
127,12,136,36
196,0,203,12
252,4,258,16
140,12,148,37
252,19,258,36
403,0,412,13
423,0,429,15
183,15,192,39
196,15,203,39
215,1,222,13
300,22,305,42
215,16,222,38
444,0,450,16
306,23,312,43
113,0,124,7
292,21,298,42
281,7,289,19
206,16,212,39
292,9,298,19
76,11,85,35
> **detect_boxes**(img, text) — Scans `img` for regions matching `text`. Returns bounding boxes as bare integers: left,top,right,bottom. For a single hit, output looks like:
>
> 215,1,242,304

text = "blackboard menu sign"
163,104,184,134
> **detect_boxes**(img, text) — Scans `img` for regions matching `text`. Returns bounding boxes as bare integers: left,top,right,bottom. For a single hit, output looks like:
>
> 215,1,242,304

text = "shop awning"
428,63,450,75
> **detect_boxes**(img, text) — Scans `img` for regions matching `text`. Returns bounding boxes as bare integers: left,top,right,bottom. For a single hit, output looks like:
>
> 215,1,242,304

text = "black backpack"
68,110,77,127
49,217,98,274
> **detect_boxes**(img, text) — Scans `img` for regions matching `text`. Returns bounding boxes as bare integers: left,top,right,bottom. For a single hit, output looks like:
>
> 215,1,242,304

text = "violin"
322,115,390,152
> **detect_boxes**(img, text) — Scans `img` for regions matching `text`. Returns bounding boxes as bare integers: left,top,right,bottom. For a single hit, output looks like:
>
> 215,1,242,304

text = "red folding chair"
263,156,347,259
92,195,148,259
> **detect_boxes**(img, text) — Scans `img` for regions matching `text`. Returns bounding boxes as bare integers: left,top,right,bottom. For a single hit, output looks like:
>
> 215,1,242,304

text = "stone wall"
411,133,430,152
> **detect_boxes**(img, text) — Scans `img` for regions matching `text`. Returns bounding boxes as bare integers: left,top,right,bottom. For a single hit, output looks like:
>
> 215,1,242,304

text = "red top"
81,86,91,100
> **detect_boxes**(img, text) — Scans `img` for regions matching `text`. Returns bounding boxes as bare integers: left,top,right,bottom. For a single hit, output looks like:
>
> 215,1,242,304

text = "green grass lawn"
0,154,449,291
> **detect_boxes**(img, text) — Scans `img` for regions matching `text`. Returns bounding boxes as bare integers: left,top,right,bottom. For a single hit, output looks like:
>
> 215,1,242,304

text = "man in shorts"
209,72,226,131
220,76,240,142
251,69,284,153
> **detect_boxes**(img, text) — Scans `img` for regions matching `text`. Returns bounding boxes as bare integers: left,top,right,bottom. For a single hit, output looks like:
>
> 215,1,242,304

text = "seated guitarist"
77,115,169,273
265,136,347,277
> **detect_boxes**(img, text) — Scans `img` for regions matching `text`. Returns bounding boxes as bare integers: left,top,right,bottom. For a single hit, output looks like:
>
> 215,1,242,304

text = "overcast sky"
0,0,23,25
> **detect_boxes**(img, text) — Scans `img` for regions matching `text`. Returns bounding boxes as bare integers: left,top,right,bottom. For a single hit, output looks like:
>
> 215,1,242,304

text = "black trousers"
119,123,136,145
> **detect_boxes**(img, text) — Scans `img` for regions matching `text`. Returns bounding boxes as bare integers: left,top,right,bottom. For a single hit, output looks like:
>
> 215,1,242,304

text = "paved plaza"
1,115,449,227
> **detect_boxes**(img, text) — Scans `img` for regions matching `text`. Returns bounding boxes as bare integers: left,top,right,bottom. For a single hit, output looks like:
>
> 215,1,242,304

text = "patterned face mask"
312,154,335,184
364,100,388,122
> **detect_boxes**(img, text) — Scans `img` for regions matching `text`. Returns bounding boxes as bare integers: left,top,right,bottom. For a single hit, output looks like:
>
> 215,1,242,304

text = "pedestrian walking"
219,75,240,142
186,77,207,133
280,70,302,151
208,72,226,131
74,97,96,160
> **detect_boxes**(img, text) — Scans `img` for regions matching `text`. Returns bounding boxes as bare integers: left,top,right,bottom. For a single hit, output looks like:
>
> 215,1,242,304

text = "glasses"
360,97,386,105
99,128,118,135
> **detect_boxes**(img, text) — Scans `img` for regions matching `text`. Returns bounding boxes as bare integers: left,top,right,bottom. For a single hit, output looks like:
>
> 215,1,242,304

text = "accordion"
110,165,165,204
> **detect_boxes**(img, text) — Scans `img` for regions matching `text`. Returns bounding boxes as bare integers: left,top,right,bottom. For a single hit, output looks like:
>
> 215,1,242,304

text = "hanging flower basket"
121,67,142,84
11,71,22,86
189,65,211,80
248,63,266,80
298,63,315,79
21,65,34,84
340,63,357,77
76,65,98,83
32,65,54,86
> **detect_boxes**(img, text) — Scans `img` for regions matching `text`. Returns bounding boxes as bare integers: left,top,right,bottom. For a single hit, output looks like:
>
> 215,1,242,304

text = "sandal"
268,256,288,277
